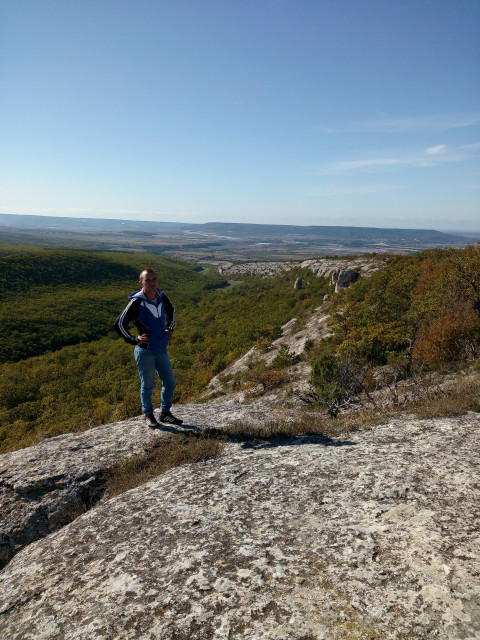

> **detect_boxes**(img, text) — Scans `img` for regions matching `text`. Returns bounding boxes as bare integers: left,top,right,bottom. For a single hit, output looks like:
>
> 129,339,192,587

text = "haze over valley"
1,213,477,262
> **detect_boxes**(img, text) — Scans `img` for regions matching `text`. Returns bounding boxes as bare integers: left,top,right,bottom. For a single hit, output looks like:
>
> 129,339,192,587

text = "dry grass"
403,374,480,419
104,432,224,499
103,418,350,501
215,372,480,444
103,373,480,500
205,411,366,443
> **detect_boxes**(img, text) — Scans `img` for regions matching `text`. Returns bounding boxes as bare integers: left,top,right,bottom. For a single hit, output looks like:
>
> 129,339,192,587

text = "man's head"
139,269,159,299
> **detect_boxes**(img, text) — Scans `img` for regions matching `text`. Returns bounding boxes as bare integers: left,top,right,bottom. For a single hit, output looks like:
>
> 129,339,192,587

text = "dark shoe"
145,414,161,428
159,411,183,426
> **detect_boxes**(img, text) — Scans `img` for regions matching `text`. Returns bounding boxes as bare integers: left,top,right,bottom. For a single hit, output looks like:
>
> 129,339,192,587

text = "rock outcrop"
0,404,285,569
199,256,384,279
1,412,479,639
0,416,157,568
214,261,297,277
331,268,359,292
300,257,383,279
204,302,333,404
203,256,384,406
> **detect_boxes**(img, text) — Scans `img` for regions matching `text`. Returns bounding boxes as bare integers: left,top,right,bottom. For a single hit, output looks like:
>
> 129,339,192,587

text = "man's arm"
114,298,142,345
163,293,176,331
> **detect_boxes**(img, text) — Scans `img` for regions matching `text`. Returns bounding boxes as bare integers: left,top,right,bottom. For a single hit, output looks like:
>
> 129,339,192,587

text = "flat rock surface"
0,403,283,567
1,413,479,639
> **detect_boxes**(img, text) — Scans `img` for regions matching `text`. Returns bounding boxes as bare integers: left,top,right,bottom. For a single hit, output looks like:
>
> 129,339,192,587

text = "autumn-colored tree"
330,246,480,372
413,299,478,368
409,244,480,368
448,242,480,318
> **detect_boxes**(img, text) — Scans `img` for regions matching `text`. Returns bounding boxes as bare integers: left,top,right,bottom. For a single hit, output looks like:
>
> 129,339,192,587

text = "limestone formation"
300,257,383,279
210,261,297,277
0,416,157,568
195,256,383,279
0,413,479,639
331,268,359,292
0,404,280,568
204,304,333,404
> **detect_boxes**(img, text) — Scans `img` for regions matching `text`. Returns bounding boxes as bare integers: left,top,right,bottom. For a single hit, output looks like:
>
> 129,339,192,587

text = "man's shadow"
169,422,356,450
153,423,201,434
238,434,356,450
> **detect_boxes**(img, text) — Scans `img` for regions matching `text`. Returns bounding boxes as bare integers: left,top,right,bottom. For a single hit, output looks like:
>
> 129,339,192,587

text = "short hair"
139,268,158,281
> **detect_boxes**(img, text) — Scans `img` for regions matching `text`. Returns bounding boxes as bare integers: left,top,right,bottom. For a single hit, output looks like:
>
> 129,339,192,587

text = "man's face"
140,272,159,295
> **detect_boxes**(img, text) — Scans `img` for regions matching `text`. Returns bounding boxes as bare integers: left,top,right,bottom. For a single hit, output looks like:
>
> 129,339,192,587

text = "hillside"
0,248,332,452
2,243,480,454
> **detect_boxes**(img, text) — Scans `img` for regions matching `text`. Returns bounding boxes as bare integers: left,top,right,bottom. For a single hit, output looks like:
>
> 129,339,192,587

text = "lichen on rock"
1,412,479,639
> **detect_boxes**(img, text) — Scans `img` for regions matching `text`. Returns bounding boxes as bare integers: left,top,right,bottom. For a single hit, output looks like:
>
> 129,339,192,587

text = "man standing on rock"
114,268,183,428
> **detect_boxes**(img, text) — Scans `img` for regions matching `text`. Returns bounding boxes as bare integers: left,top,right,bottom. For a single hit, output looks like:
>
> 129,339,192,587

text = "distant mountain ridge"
0,213,475,247
0,213,189,232
193,221,468,243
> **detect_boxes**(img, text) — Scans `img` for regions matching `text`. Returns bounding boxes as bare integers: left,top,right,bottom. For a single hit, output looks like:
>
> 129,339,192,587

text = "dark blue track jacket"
114,289,175,350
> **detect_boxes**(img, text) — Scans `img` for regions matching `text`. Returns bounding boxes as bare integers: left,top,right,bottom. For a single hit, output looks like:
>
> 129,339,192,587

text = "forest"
0,246,330,452
0,242,479,454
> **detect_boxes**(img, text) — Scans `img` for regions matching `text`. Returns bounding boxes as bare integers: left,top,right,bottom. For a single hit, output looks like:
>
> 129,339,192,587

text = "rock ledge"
1,412,479,639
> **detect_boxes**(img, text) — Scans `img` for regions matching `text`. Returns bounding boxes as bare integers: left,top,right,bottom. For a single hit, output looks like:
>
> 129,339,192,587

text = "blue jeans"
134,346,176,415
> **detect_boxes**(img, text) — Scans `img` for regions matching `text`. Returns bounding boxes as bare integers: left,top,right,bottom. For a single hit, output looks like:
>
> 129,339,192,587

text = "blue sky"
1,0,479,230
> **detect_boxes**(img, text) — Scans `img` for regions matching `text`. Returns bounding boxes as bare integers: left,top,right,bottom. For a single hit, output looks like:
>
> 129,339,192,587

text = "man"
115,268,183,428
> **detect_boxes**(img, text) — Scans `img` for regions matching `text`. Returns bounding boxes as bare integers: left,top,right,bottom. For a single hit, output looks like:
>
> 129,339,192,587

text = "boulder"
331,268,359,292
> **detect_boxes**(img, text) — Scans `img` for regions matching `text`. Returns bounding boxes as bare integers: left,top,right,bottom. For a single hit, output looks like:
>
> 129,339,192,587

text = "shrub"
212,355,226,375
310,353,363,417
304,339,315,353
247,368,290,391
272,345,298,369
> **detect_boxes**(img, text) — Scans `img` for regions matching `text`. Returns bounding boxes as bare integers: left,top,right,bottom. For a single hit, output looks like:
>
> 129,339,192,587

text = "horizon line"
0,211,479,235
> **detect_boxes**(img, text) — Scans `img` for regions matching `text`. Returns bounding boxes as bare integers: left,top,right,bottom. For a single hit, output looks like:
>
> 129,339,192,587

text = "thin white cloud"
322,158,412,173
316,143,472,175
317,156,437,175
425,145,448,155
327,112,480,133
308,184,402,196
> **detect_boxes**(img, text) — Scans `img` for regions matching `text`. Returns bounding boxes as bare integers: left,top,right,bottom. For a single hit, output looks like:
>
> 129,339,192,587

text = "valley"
1,213,477,261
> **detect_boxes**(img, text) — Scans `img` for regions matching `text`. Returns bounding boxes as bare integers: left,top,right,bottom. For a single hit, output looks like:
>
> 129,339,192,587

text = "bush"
413,300,479,369
247,368,290,391
272,345,298,369
310,353,363,417
304,339,315,353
